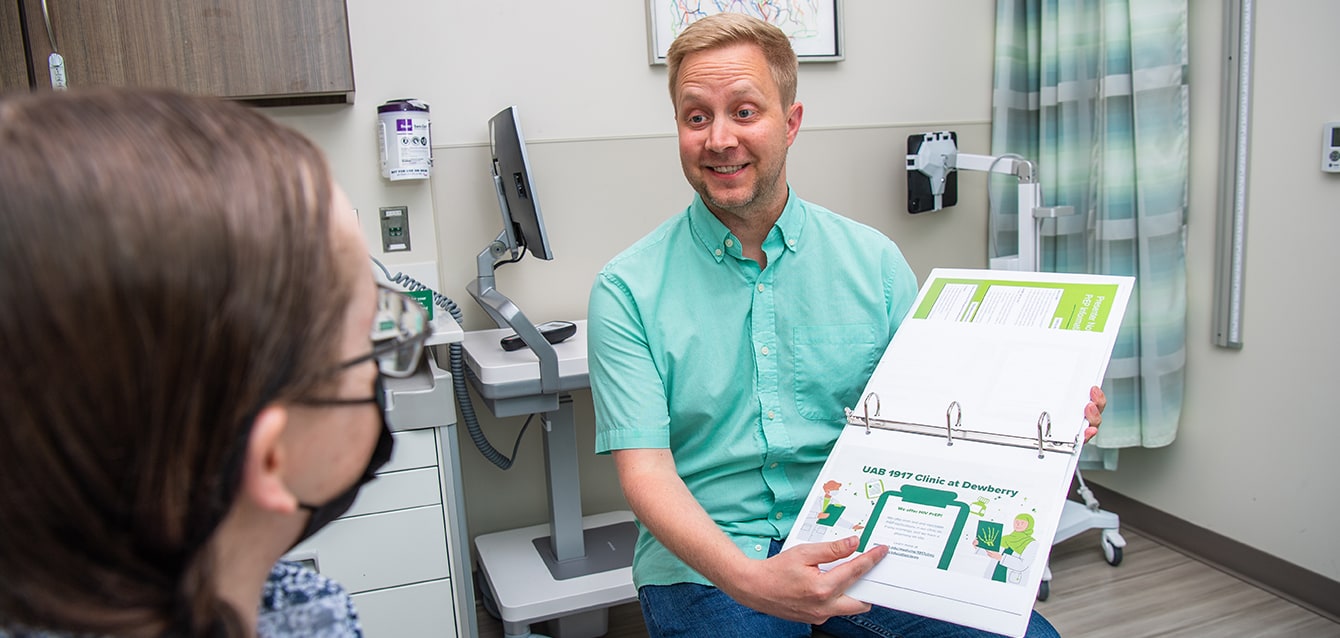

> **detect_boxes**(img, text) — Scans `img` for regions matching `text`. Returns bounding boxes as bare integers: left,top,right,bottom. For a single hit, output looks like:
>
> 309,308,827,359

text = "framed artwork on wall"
646,0,844,65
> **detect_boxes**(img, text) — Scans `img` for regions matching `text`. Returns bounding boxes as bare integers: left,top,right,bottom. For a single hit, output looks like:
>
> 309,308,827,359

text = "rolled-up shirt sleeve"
589,269,671,454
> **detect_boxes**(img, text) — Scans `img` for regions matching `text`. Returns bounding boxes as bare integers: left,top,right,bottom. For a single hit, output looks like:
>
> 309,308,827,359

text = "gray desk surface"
460,320,588,400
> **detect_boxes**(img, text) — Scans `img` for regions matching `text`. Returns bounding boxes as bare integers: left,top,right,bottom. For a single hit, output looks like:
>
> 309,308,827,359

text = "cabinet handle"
40,0,67,89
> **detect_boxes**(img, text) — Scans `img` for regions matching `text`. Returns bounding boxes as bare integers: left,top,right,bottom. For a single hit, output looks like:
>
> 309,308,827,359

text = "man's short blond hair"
666,13,798,109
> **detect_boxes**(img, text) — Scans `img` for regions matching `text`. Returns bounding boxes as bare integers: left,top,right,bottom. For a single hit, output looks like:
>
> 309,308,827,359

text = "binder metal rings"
850,392,1078,458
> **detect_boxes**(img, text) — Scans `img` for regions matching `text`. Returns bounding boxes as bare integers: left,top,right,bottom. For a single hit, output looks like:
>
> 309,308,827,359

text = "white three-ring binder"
782,268,1133,638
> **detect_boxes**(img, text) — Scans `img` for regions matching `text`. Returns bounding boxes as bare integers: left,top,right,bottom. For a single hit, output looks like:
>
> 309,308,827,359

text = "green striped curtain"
990,0,1188,469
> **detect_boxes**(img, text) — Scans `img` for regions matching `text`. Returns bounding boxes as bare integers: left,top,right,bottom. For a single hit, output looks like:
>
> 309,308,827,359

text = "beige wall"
270,2,1340,582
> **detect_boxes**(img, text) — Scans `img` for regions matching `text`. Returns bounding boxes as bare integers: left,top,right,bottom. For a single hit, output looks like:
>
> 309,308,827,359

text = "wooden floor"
476,527,1340,637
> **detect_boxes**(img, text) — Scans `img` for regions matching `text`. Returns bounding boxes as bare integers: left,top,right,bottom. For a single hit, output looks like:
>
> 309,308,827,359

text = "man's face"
673,42,802,225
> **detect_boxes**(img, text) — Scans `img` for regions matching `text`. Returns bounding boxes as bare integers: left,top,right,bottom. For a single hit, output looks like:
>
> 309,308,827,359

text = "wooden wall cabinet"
6,0,354,106
1,0,30,92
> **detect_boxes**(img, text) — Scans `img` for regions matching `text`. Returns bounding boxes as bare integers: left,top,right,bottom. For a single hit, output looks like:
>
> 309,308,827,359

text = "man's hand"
1082,385,1107,442
719,536,888,625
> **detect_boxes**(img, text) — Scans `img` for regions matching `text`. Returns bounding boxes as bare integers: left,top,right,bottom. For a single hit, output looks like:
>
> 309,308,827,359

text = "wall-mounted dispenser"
377,99,432,180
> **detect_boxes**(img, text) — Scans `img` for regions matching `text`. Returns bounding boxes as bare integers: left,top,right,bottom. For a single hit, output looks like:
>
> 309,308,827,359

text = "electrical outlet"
379,206,410,252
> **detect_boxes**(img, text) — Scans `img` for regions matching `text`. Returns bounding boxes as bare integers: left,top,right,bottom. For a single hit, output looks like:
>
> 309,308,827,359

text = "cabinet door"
20,0,353,105
1,0,30,92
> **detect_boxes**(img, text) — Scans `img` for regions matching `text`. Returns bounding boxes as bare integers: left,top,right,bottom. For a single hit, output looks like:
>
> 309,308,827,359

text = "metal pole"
1213,0,1253,349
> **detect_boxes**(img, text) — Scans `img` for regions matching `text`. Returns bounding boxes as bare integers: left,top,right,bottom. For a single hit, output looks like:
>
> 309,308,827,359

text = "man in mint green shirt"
591,188,917,587
587,13,1102,638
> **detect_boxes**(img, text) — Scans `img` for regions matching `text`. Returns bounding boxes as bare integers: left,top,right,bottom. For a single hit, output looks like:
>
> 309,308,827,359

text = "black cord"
492,247,526,270
506,414,535,466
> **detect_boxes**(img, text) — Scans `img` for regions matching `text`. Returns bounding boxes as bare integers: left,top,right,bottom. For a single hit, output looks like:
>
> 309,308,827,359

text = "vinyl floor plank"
475,528,1339,637
1039,529,1339,638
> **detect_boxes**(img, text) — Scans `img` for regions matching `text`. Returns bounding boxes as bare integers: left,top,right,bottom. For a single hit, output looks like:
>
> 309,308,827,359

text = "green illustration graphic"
795,479,861,540
975,513,1040,586
818,502,846,527
860,484,970,571
975,520,1003,552
864,479,886,500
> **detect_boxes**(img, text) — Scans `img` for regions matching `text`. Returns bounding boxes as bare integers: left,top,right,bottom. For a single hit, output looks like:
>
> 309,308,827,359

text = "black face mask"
293,376,395,545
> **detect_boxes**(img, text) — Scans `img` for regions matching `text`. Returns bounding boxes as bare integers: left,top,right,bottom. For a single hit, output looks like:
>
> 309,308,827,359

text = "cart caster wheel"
1102,538,1123,566
1036,580,1050,602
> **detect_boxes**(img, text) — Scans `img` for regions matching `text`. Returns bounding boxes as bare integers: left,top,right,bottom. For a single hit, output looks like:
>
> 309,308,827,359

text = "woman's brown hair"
0,88,351,636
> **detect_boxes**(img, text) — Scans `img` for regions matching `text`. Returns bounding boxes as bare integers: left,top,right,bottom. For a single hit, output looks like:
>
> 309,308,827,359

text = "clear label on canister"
377,99,432,181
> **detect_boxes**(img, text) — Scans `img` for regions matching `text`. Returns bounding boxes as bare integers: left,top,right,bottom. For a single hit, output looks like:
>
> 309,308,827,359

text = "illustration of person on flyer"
796,479,870,542
975,513,1038,585
796,480,844,541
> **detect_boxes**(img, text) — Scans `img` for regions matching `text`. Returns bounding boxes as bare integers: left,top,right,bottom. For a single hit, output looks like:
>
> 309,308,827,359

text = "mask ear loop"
293,374,395,544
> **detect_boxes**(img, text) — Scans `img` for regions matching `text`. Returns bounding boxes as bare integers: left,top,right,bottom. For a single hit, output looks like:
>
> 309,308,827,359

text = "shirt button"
788,239,796,247
714,248,722,257
775,512,784,520
769,462,778,469
767,410,776,420
725,238,734,248
757,283,765,292
754,544,763,552
761,345,770,356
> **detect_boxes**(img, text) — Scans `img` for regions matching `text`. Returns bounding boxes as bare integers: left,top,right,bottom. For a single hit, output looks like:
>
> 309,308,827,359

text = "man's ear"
238,405,299,514
785,101,804,146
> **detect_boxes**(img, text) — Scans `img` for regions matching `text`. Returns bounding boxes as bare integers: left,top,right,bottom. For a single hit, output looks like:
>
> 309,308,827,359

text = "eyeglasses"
340,283,433,378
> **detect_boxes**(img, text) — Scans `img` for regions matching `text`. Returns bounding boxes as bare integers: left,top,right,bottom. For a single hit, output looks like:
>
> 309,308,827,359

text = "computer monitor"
469,106,562,390
489,106,553,261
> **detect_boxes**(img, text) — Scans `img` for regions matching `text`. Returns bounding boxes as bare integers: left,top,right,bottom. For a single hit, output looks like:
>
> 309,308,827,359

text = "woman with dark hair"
0,88,429,637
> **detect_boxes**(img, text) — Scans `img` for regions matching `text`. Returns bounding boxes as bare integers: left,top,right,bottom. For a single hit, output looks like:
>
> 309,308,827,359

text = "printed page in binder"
782,268,1133,638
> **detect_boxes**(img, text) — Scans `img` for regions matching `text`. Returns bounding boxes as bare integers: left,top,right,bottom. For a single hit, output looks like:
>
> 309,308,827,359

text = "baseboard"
1081,480,1340,624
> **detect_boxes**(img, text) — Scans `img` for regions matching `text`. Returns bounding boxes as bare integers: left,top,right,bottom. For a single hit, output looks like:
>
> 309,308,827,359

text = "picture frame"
646,0,844,65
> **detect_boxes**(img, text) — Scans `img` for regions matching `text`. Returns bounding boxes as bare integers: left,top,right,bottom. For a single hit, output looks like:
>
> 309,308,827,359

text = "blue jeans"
636,541,1060,638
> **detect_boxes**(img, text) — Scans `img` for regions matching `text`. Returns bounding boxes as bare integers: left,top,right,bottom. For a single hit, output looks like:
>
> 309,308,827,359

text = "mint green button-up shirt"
588,190,918,588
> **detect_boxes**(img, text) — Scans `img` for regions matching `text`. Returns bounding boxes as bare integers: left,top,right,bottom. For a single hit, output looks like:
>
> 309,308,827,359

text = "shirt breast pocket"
792,324,881,422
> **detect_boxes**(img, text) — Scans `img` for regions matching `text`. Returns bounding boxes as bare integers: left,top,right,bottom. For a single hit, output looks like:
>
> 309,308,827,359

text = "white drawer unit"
285,345,475,638
379,427,440,473
353,579,458,638
343,464,441,519
293,503,449,593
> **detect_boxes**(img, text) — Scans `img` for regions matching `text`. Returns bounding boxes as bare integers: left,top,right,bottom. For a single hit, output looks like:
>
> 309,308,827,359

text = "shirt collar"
687,189,806,263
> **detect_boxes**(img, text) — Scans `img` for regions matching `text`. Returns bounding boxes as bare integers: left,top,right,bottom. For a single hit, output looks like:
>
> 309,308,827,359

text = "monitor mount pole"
466,171,562,395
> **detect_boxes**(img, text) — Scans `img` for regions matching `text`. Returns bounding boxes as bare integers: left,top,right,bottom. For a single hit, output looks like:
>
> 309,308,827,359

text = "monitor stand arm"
466,233,561,395
908,134,1075,273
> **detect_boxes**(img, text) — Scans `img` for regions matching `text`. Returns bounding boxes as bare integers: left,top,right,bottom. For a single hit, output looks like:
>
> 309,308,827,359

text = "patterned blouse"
257,560,362,637
0,560,362,637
